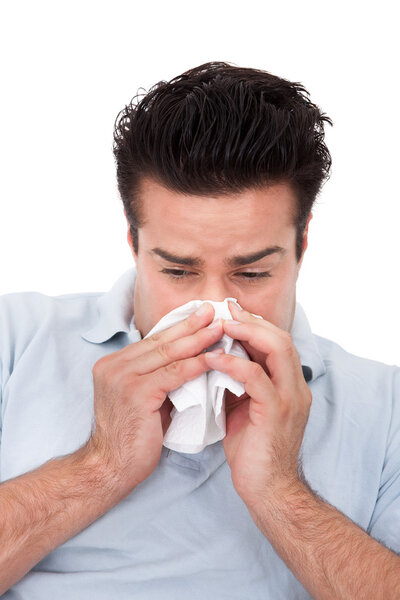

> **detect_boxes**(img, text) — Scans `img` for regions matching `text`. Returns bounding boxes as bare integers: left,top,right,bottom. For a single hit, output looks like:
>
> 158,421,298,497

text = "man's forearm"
248,480,400,600
0,440,129,595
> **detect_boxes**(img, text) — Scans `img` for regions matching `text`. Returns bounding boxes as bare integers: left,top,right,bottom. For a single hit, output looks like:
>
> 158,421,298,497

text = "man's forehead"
137,178,297,254
138,177,297,211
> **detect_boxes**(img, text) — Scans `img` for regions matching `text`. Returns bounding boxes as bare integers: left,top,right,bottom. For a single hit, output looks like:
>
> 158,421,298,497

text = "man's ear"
297,212,313,272
127,227,133,249
126,228,137,257
124,212,138,261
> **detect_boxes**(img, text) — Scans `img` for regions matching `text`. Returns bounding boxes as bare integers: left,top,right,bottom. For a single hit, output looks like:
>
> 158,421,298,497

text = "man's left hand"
204,300,312,509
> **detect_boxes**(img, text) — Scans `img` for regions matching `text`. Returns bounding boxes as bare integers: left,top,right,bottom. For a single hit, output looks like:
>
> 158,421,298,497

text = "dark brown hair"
113,61,333,262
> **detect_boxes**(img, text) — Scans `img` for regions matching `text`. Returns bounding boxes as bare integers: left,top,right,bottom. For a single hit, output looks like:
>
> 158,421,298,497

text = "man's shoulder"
0,288,103,315
312,331,398,399
0,288,103,306
0,289,104,345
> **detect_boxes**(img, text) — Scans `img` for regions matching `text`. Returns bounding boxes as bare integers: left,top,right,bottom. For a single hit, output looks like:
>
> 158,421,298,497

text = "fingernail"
206,349,224,357
195,303,210,317
225,319,241,326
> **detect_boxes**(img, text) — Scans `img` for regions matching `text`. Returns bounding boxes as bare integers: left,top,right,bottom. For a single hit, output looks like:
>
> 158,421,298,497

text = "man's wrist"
242,475,311,516
79,431,146,504
70,437,126,501
245,475,327,550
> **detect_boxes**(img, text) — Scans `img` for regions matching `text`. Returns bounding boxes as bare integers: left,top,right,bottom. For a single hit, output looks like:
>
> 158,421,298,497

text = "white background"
0,0,398,366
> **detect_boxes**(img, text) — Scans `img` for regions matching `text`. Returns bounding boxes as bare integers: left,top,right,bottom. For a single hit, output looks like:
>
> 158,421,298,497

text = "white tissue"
144,298,262,454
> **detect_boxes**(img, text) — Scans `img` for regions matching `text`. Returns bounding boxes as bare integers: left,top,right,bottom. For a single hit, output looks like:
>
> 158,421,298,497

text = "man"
0,61,399,598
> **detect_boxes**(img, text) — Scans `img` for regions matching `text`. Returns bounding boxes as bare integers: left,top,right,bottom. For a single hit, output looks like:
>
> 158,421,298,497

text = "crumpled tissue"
144,297,263,454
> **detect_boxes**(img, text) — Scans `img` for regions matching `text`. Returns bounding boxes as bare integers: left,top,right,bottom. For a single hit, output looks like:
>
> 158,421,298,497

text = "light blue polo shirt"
1,267,399,599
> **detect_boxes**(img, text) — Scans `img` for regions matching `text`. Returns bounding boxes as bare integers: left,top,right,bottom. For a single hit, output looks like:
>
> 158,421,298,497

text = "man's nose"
196,279,234,303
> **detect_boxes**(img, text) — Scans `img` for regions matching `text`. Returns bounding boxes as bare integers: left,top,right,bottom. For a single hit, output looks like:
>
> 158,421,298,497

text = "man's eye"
160,269,194,279
160,269,271,281
239,271,272,279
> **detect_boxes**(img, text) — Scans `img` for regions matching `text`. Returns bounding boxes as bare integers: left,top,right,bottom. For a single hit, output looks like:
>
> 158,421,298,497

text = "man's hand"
204,301,400,599
204,300,312,508
89,302,223,496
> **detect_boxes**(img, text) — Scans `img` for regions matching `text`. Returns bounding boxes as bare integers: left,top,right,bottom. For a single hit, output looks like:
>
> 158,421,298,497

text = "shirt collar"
81,267,326,383
80,267,140,344
290,303,326,383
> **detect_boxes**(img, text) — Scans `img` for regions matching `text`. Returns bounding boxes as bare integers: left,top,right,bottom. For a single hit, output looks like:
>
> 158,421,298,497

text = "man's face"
127,178,311,338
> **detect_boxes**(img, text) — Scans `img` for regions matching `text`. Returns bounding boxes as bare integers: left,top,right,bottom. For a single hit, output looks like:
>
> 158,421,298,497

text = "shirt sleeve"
0,353,2,436
0,294,13,449
0,302,4,456
0,297,4,439
367,365,400,553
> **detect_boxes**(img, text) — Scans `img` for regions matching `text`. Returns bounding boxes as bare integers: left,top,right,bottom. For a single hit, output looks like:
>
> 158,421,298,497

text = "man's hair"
113,61,333,262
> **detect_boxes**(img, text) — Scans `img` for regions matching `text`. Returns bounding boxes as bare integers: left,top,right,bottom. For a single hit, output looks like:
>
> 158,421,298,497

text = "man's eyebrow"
149,245,286,267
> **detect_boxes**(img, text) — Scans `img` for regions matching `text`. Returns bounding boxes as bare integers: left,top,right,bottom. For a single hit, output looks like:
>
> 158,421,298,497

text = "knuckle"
164,360,181,376
250,361,264,378
157,342,174,362
148,331,163,344
92,355,109,375
304,387,313,408
185,313,199,331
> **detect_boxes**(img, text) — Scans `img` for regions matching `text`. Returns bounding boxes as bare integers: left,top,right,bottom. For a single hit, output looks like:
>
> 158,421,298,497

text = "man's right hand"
87,302,223,496
0,305,223,595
